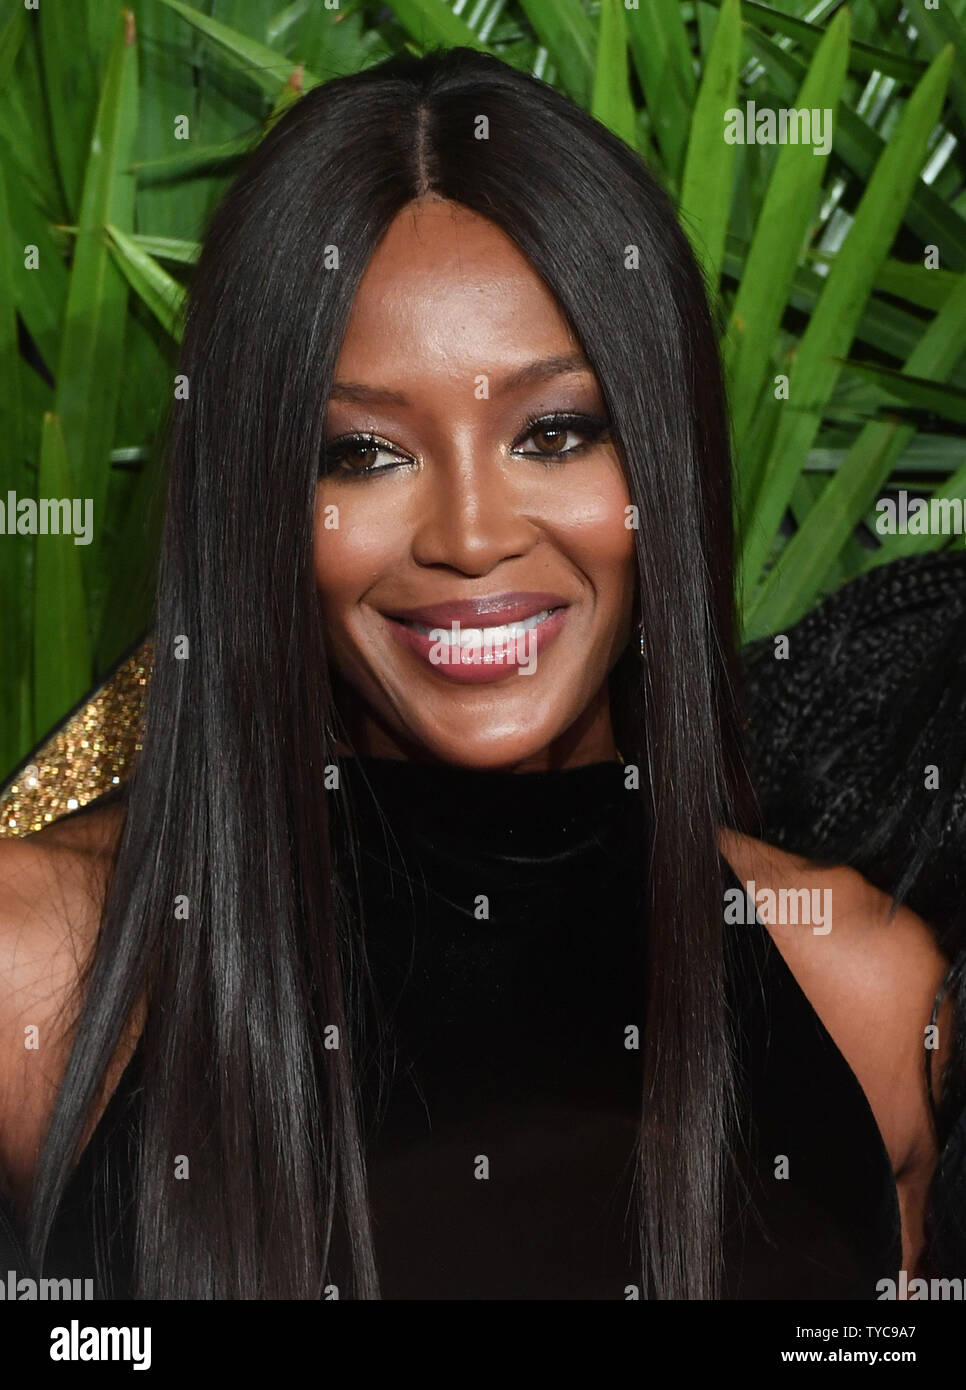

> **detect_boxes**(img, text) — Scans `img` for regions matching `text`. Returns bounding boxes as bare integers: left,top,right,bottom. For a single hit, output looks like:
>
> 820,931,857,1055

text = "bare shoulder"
0,802,125,1213
718,828,952,1179
0,802,125,1031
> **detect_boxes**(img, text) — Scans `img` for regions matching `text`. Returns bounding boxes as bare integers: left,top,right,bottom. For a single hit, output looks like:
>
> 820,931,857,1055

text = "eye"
512,412,611,460
320,434,415,478
320,412,611,477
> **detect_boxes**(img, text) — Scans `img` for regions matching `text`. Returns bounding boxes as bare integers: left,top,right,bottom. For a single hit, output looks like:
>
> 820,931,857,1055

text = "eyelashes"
319,411,612,479
515,411,611,461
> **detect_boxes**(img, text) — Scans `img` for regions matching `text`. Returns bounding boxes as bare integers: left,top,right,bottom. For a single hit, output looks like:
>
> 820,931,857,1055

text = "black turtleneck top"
32,756,901,1299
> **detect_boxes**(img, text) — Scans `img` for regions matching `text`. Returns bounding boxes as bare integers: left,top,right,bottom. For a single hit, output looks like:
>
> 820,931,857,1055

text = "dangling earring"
638,619,645,658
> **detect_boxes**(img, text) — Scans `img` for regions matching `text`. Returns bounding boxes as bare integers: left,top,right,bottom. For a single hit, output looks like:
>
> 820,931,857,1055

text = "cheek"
313,489,395,628
548,464,637,624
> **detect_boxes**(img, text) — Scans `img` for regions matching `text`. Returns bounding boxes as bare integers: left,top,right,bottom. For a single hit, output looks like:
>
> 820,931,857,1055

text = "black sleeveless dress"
30,755,901,1299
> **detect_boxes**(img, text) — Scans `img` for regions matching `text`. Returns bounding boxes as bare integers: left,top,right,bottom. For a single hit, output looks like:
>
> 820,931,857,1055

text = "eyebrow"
328,351,592,406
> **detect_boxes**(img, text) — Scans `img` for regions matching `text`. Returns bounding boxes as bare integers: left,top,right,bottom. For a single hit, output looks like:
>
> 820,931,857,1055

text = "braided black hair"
742,549,966,1271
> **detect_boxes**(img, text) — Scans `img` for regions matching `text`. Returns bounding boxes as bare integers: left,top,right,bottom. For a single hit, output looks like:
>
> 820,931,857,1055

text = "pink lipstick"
384,592,569,684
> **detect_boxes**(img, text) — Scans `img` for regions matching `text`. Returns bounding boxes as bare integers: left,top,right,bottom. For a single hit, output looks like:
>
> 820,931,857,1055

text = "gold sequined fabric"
0,638,154,837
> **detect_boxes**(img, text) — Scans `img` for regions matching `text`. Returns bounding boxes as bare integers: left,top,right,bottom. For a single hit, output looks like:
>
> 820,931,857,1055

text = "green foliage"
2,0,966,779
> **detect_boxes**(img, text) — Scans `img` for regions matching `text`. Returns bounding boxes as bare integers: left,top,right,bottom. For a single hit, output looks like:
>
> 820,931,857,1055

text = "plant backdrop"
2,0,966,782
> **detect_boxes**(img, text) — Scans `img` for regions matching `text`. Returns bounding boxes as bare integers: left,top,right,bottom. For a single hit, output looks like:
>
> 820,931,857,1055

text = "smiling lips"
385,591,570,684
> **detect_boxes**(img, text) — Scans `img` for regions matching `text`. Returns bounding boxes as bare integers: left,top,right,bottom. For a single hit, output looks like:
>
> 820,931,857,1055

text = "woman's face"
314,195,636,771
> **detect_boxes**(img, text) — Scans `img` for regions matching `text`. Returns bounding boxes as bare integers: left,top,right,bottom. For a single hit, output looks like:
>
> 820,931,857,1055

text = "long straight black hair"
27,46,752,1299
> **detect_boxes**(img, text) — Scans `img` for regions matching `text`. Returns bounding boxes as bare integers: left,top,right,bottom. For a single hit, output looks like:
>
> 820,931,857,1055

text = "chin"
409,724,563,772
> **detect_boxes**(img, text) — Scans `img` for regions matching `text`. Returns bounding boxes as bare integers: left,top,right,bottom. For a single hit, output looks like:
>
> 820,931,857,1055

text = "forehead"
334,197,578,376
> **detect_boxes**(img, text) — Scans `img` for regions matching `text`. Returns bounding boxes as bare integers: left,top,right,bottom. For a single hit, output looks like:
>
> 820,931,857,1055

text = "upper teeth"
409,609,554,643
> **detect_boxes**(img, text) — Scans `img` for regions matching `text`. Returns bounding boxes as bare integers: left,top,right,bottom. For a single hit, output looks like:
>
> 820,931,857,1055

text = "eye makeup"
510,411,611,461
319,410,612,478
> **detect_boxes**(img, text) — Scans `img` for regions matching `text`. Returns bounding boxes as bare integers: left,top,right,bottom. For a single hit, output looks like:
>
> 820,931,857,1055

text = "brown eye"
341,444,380,470
530,427,570,455
320,435,413,478
513,412,610,461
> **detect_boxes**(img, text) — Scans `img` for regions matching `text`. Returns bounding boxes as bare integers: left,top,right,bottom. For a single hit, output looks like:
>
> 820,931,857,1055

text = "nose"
410,450,536,577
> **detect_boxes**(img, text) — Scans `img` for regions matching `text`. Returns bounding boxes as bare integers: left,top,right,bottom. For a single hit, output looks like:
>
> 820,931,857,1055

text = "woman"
0,46,959,1301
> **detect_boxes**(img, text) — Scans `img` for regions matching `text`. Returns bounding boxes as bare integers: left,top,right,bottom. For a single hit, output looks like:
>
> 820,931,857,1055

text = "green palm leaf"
741,44,954,600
